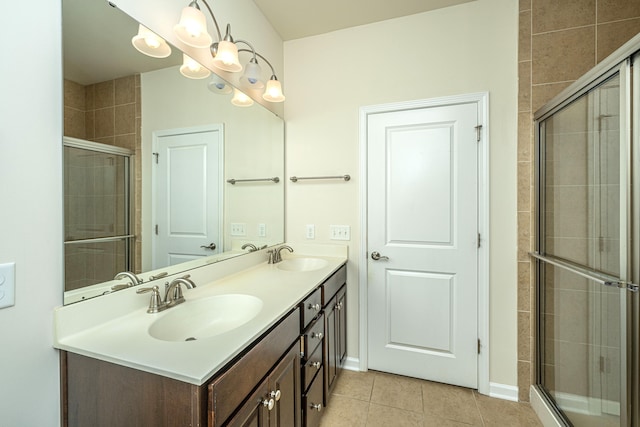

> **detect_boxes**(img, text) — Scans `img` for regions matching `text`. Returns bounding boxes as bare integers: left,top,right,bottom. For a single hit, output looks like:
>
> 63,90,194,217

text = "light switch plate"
330,225,351,241
306,224,315,239
0,262,15,309
231,223,246,236
258,223,266,237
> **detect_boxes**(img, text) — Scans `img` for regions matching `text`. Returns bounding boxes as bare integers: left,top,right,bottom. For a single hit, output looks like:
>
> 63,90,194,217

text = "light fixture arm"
197,0,222,41
238,47,278,78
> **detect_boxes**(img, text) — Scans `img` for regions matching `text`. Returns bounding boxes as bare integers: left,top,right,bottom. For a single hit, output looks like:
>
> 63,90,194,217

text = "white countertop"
54,244,347,386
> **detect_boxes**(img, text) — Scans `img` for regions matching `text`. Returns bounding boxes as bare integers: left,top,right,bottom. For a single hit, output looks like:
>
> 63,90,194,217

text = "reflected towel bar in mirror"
289,175,351,182
226,177,280,185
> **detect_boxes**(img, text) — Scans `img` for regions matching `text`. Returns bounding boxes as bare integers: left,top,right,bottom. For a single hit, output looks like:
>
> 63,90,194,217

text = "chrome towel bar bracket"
289,174,350,182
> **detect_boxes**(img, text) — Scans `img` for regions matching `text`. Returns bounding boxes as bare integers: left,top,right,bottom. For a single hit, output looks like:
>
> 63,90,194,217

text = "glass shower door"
63,139,134,297
535,67,630,426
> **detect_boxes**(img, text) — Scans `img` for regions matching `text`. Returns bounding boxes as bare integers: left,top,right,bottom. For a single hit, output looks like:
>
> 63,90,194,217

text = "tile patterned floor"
319,370,543,427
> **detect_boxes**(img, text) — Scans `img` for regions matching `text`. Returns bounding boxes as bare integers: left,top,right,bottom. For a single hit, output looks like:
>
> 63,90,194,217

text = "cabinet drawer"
208,307,300,427
303,313,324,357
321,264,346,306
303,366,324,427
301,287,322,329
302,341,322,392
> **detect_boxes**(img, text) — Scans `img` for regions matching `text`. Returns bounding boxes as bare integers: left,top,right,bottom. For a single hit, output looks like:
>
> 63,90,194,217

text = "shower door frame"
63,136,136,294
533,46,640,426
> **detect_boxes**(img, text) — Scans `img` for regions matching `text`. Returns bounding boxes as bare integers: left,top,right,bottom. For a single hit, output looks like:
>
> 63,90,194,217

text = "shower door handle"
200,243,217,250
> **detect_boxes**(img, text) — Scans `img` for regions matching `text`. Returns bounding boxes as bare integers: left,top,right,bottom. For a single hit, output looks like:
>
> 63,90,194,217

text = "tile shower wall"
518,0,640,402
63,75,142,291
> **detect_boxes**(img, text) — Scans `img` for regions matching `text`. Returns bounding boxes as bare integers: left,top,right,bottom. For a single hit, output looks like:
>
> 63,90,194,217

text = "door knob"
200,243,216,250
371,251,389,261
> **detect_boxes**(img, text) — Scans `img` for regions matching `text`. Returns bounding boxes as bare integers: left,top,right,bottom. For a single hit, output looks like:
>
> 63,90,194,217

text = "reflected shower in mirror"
62,0,284,304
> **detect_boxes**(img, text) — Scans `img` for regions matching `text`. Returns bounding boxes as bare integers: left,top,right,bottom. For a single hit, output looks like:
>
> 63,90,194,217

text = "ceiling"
252,0,475,41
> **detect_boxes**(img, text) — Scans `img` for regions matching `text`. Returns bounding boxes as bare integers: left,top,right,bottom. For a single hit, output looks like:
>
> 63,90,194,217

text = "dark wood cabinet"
61,263,348,427
226,344,300,427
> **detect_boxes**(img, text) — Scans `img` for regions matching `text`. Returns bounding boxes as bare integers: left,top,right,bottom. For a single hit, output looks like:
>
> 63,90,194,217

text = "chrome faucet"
114,271,143,286
164,276,197,307
242,243,258,252
268,245,293,264
136,275,196,313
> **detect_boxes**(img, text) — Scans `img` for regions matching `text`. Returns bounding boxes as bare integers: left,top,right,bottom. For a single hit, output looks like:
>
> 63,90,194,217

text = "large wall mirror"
63,0,285,304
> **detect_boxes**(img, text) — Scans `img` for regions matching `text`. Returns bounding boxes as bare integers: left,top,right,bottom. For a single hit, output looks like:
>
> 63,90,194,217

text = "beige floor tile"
366,403,424,427
332,369,376,401
474,392,542,427
423,414,475,427
422,381,483,426
371,371,424,413
319,395,369,427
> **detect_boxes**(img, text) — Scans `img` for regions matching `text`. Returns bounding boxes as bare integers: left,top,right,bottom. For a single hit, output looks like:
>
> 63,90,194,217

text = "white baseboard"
342,357,360,371
488,382,519,401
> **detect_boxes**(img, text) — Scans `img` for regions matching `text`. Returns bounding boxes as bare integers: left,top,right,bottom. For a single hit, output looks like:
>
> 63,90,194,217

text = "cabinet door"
269,344,301,427
325,294,338,400
226,379,270,427
336,288,347,368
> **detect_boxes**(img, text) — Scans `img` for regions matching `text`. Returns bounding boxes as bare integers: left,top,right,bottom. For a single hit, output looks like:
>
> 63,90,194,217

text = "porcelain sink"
276,257,329,272
148,294,263,342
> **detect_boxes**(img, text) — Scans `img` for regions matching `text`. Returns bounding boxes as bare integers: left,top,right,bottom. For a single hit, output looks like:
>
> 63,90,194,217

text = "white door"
367,102,479,388
153,125,223,268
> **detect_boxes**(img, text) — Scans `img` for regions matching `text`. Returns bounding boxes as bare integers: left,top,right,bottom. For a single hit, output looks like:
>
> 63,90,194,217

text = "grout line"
472,389,487,427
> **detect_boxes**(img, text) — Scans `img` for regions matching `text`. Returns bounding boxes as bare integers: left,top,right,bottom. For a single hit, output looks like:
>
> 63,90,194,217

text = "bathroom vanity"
55,247,348,427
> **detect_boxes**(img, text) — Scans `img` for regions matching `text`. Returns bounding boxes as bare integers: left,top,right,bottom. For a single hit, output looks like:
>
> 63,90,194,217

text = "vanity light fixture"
180,53,211,79
173,1,213,48
207,74,232,94
231,88,254,107
131,24,172,58
172,0,286,103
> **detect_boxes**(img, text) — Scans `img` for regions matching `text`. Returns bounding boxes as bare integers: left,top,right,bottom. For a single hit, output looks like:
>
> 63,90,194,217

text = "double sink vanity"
54,244,348,426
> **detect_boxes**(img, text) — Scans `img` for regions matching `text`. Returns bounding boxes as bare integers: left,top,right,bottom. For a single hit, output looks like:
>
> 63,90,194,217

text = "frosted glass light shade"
207,75,232,94
262,78,285,102
212,40,242,72
173,5,212,48
132,25,172,58
180,54,211,79
231,88,254,107
239,59,264,89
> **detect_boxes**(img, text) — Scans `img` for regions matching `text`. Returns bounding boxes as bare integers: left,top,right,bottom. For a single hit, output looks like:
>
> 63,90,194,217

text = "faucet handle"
267,249,276,264
136,286,165,313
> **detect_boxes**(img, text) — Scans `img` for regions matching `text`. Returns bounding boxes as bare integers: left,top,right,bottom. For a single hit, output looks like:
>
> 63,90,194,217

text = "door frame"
151,124,225,268
358,92,490,395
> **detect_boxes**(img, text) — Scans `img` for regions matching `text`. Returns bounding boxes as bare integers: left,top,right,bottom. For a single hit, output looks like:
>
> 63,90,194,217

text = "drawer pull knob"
270,389,281,401
310,403,322,412
308,303,321,311
311,332,324,340
311,361,321,370
262,398,275,411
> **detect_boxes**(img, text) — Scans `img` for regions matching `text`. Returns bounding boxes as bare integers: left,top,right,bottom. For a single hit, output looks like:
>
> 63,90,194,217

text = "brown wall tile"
518,161,531,212
518,112,532,161
115,104,136,135
519,10,532,61
597,19,640,62
531,81,572,112
64,79,85,110
94,107,114,139
520,0,531,12
597,0,640,23
532,26,596,84
94,80,114,109
64,107,85,139
532,0,595,34
115,75,136,105
518,61,532,111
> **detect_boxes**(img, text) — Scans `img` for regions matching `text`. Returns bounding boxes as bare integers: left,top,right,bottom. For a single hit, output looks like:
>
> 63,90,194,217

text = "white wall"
0,0,63,424
284,0,519,387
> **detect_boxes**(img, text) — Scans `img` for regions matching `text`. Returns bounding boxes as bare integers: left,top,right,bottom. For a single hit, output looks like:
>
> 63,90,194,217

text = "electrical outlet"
306,224,315,239
230,223,246,236
330,225,351,241
258,223,266,237
0,262,15,309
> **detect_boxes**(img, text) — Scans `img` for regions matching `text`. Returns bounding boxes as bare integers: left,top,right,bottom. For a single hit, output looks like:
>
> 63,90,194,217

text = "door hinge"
477,233,481,248
477,339,481,354
155,224,159,235
152,152,159,164
474,125,483,142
